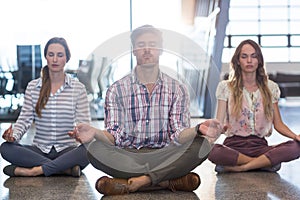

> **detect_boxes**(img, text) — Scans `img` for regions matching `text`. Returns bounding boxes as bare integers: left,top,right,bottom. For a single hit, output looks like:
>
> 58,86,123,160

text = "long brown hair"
228,39,273,120
35,37,71,117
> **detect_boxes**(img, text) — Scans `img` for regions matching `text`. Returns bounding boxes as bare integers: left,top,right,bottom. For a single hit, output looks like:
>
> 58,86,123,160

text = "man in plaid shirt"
69,25,225,196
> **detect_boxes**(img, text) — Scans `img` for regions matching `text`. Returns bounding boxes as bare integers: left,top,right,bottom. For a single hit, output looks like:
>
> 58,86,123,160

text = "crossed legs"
87,135,210,193
0,142,89,176
208,135,300,172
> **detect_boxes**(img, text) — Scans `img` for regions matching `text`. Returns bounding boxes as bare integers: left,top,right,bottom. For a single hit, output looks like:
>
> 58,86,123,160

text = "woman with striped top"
1,37,91,177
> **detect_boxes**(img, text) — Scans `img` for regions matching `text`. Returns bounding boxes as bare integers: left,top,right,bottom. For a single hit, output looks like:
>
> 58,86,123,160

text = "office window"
291,36,300,46
230,0,259,6
290,7,300,20
229,7,258,21
226,22,259,35
263,48,289,62
290,21,300,34
223,0,300,62
260,7,288,21
290,48,300,60
261,36,287,47
230,36,258,47
260,21,289,34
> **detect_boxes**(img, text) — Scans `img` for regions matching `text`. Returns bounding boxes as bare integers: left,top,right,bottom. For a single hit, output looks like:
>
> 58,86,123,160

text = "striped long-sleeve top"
12,74,91,153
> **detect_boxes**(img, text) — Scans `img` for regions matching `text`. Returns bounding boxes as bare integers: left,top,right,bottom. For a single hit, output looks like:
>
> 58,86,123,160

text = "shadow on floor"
2,175,96,200
215,172,300,200
2,174,200,200
100,190,199,200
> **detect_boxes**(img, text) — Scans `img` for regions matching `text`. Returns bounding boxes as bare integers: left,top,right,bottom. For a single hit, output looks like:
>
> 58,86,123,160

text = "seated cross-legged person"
1,37,91,177
208,39,300,173
69,25,225,195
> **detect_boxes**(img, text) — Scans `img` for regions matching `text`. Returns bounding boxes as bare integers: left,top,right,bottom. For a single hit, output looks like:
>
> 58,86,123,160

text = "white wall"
0,0,183,72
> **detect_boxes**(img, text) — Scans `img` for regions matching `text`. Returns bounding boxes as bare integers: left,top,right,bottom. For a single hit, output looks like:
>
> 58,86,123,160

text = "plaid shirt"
104,69,190,149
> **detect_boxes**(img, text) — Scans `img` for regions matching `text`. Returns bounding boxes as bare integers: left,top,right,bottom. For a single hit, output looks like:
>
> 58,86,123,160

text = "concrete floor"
1,98,300,200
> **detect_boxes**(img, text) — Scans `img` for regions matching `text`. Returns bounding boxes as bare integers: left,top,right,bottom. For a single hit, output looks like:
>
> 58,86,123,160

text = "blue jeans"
0,142,89,176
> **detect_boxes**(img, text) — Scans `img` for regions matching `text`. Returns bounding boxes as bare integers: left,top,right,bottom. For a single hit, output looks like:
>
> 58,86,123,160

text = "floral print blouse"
216,79,280,138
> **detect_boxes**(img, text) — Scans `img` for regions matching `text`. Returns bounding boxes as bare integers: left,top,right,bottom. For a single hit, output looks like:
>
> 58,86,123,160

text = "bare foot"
224,165,245,172
128,175,151,192
14,166,43,176
158,180,169,188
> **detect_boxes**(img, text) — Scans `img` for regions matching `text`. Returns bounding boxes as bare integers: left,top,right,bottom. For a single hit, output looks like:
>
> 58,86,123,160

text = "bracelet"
195,123,203,136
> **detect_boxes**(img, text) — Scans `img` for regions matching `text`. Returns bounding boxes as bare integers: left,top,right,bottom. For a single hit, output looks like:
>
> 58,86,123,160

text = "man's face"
133,32,162,67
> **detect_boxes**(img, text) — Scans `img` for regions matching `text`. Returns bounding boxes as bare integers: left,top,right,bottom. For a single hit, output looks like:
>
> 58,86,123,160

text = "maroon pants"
208,135,300,166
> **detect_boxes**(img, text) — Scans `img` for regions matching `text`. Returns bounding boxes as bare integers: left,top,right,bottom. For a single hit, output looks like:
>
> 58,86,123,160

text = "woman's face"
46,43,67,73
238,44,258,74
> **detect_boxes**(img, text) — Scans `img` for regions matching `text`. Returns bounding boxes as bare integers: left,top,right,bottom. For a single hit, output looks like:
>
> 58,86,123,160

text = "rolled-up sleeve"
169,83,191,143
104,84,125,147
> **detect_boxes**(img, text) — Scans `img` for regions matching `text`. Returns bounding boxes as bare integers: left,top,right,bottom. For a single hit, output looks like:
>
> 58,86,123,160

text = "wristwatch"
195,123,203,136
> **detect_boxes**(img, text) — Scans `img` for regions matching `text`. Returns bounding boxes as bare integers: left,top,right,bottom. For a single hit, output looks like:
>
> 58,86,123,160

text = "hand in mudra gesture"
68,123,96,144
2,124,15,142
200,119,227,139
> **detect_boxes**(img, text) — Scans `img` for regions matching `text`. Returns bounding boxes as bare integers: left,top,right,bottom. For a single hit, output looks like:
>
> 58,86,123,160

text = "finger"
5,125,13,135
3,132,10,140
76,123,83,129
200,125,208,134
223,125,228,132
8,136,14,142
206,119,220,128
128,178,133,185
3,129,9,135
69,131,79,140
7,124,13,134
68,131,75,137
76,137,82,143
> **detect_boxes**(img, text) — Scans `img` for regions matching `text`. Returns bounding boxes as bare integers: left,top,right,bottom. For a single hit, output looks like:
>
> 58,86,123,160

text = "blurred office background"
0,0,299,121
1,1,300,199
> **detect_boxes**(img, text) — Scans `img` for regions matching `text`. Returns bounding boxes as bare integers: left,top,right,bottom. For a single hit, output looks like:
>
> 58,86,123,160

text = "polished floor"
1,98,300,200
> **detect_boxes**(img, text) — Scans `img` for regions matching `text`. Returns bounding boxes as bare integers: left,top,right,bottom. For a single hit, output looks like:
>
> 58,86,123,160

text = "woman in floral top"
208,39,300,173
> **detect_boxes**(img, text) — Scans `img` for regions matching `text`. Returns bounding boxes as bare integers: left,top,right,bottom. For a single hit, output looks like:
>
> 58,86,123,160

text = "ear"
133,48,137,56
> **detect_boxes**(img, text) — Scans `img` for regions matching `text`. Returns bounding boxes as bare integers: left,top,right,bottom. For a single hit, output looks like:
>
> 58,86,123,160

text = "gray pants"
87,136,211,185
